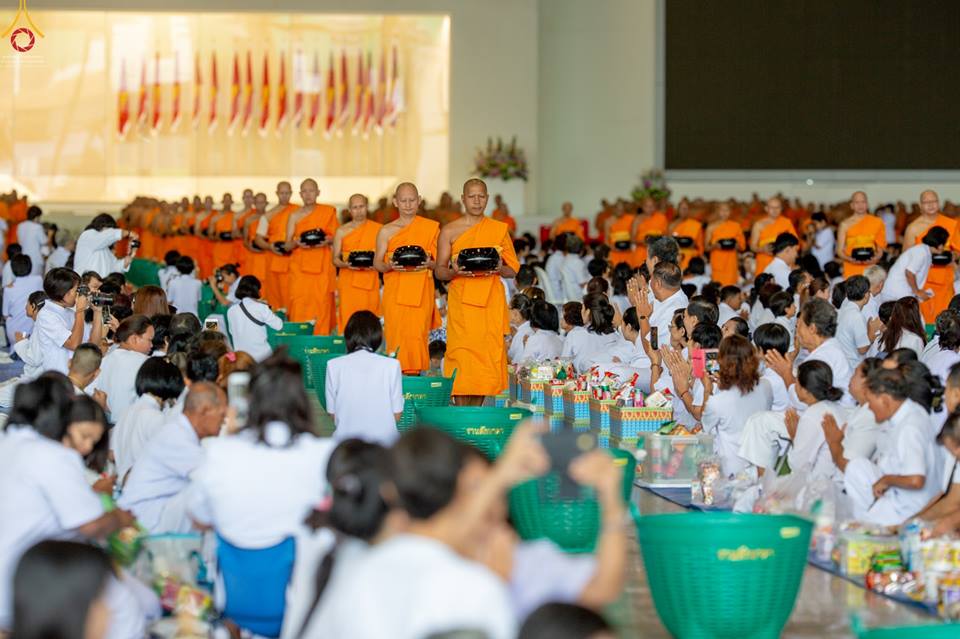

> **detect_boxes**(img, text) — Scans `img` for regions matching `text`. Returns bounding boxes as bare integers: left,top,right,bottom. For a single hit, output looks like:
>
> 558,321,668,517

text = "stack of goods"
833,523,901,577
900,520,960,618
507,365,519,403
610,389,675,448
863,550,920,601
515,360,573,413
637,425,712,487
132,534,212,630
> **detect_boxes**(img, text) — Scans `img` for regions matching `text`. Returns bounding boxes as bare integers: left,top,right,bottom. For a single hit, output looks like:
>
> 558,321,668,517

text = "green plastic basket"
270,321,314,338
850,615,960,638
610,447,636,503
510,473,600,553
398,374,456,432
271,335,346,367
127,258,161,287
414,406,531,460
305,352,345,404
636,512,812,639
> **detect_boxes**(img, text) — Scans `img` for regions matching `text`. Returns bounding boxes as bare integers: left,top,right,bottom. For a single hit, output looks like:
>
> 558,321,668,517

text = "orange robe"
491,208,517,237
212,212,236,270
841,215,887,278
181,214,198,258
919,215,960,324
445,218,520,397
553,217,585,240
754,217,797,275
233,208,256,268
6,199,26,249
632,212,668,267
383,217,441,374
140,209,158,261
337,219,383,332
244,216,269,284
288,205,339,334
607,214,636,267
197,212,216,278
708,221,745,286
264,205,298,310
671,218,704,271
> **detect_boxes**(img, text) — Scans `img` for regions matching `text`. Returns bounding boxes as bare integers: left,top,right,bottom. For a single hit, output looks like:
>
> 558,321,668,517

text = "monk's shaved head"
395,182,419,198
462,178,487,195
301,178,319,191
277,181,291,190
920,189,940,216
349,193,368,206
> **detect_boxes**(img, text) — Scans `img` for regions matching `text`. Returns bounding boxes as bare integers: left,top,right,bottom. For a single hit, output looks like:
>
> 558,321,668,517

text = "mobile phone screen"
540,430,597,499
650,326,658,351
704,349,720,376
227,372,251,428
691,349,705,379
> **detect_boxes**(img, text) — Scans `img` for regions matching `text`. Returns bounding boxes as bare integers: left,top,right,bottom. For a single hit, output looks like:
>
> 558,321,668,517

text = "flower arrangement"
474,136,529,182
631,169,671,203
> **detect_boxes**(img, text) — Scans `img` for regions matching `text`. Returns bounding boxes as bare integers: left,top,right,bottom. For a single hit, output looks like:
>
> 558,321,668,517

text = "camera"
130,239,141,249
77,285,114,307
215,269,224,284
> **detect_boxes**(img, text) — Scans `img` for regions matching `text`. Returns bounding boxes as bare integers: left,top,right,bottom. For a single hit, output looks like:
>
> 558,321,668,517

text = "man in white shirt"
560,235,590,300
94,315,154,423
635,261,688,345
44,229,75,274
545,235,567,294
73,214,138,277
15,207,47,276
862,265,886,323
2,255,42,351
761,232,799,290
879,226,949,303
809,212,836,270
835,275,880,370
166,257,203,318
717,285,744,326
118,383,226,534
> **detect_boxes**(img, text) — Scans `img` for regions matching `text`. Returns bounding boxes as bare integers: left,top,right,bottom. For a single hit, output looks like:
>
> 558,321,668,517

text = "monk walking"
195,195,217,278
210,193,236,272
550,202,585,240
436,179,519,405
837,191,886,278
375,183,440,374
668,198,704,270
706,201,745,286
233,188,256,269
604,202,636,267
630,197,668,267
904,190,959,323
333,194,383,332
255,182,298,310
243,192,270,283
750,196,797,275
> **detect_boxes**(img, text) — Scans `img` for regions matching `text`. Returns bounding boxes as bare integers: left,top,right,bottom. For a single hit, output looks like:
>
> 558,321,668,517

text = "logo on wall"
3,0,43,53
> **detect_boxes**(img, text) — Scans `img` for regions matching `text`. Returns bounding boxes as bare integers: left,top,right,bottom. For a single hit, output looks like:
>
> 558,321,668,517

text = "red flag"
118,59,131,138
228,53,240,133
292,50,304,128
307,51,321,135
242,51,254,134
336,50,350,134
277,52,288,132
171,53,182,131
351,49,364,134
192,52,202,130
324,51,335,138
362,51,375,136
385,45,403,128
136,58,148,126
208,52,218,133
151,52,162,133
258,53,270,136
375,48,387,134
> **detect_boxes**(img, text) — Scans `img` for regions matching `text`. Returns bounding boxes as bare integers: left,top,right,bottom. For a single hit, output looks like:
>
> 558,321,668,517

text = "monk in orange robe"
210,195,236,272
242,192,269,283
750,196,797,275
333,194,383,332
375,182,440,374
550,201,585,240
706,202,746,286
630,197,668,267
904,190,960,323
233,189,256,269
604,202,636,267
283,179,339,334
669,198,704,271
594,199,615,240
491,195,517,237
195,196,217,278
255,182,297,310
837,191,887,278
6,191,27,249
436,179,519,405
139,207,159,262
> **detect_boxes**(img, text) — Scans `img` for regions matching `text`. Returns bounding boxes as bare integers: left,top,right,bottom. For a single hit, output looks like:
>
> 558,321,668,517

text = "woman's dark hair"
845,275,870,303
886,348,919,365
586,258,608,279
345,310,383,353
754,322,790,356
562,301,584,328
246,352,315,443
672,308,687,340
68,396,110,474
515,264,537,289
938,310,960,351
882,296,927,354
788,268,809,294
510,293,534,322
937,408,960,446
6,374,75,441
12,541,113,639
923,225,950,248
768,291,794,318
217,263,240,278
611,262,632,296
685,256,706,276
170,312,202,336
103,272,126,291
518,603,613,639
686,298,719,326
724,316,750,340
529,300,559,333
878,300,896,325
691,322,722,349
585,276,609,296
234,275,262,301
717,334,760,394
830,280,847,309
757,282,783,310
43,268,80,302
800,298,838,338
28,290,47,312
581,292,616,335
175,255,195,275
749,273,774,307
164,250,181,267
135,357,186,400
622,307,640,333
186,351,220,383
149,314,172,353
900,360,943,413
11,254,32,278
797,360,844,402
805,276,830,303
85,213,118,231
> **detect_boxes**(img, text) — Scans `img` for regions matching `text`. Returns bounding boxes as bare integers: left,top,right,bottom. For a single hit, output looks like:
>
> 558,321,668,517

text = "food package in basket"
832,522,900,577
639,432,714,485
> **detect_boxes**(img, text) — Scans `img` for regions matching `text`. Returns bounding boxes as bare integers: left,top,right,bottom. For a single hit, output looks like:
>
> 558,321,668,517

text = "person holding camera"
73,214,139,277
206,263,241,308
33,268,106,374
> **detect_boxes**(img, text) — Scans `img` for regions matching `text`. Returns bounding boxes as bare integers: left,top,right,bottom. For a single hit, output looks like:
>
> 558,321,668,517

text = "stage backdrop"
0,11,449,204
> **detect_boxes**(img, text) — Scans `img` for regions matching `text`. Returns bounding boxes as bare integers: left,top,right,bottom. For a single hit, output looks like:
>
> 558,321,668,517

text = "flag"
208,52,218,133
375,47,387,134
136,58,148,126
351,49,364,135
228,52,240,133
171,53,182,131
307,51,321,135
242,51,254,134
385,45,403,128
192,52,202,130
292,50,304,128
324,51,335,138
336,50,350,134
277,52,288,132
362,51,375,136
258,53,270,135
150,52,162,133
118,59,131,138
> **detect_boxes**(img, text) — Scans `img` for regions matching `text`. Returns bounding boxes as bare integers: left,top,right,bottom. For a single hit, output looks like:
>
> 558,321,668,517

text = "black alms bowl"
933,252,952,266
348,251,375,268
300,229,326,246
218,232,233,241
851,247,874,261
457,247,500,272
718,238,737,250
675,236,694,248
613,240,632,251
393,245,427,268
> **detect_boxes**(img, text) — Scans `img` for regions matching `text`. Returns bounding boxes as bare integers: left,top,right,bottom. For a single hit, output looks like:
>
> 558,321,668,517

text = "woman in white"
753,323,792,412
923,310,960,385
560,301,590,363
207,263,241,308
507,294,535,364
165,256,202,318
226,276,283,362
573,293,629,373
783,360,849,480
32,269,104,375
519,300,564,363
873,297,927,358
652,323,724,429
325,311,404,445
111,357,185,486
73,214,137,277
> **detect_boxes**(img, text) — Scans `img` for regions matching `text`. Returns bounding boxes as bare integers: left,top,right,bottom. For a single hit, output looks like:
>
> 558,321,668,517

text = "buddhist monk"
243,192,269,283
668,198,704,271
375,182,440,374
194,196,217,278
904,190,960,323
284,179,339,334
6,190,27,249
208,193,237,273
604,201,636,267
333,194,383,332
233,189,256,268
436,178,519,405
594,198,614,239
630,197,668,267
706,201,746,286
491,195,517,237
750,196,797,275
254,182,298,310
550,202,585,240
837,191,886,278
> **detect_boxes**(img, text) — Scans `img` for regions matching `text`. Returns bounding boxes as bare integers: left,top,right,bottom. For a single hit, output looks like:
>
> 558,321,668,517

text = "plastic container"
304,352,344,402
850,616,960,638
639,432,714,486
835,530,900,577
562,388,591,423
610,406,673,443
636,511,812,639
509,473,600,553
610,447,637,503
397,374,455,432
268,334,346,367
414,406,531,459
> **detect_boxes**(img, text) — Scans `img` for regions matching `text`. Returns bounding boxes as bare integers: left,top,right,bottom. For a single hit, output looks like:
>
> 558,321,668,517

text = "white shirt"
325,350,404,445
561,325,590,363
509,321,534,364
322,534,515,639
186,423,334,548
870,330,925,359
33,302,76,374
2,274,42,348
94,347,149,424
166,273,203,317
811,227,836,269
881,211,897,244
881,244,931,302
73,228,126,277
44,246,71,274
648,288,688,345
702,382,773,476
288,535,361,639
717,302,739,327
1,262,12,288
836,299,870,369
574,330,630,374
158,266,178,292
561,253,590,294
759,365,790,412
545,252,565,294
787,400,848,480
926,347,960,385
762,256,792,290
862,295,880,324
227,299,283,361
111,394,167,483
654,367,704,429
510,540,595,620
774,315,795,342
842,403,880,462
225,279,240,304
0,427,104,628
519,329,564,363
790,338,853,408
16,220,46,275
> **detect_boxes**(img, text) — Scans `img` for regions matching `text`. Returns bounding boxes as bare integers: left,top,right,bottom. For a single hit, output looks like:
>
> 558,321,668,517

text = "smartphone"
691,348,706,379
705,349,720,376
649,326,658,351
541,430,597,499
204,319,220,332
227,372,251,429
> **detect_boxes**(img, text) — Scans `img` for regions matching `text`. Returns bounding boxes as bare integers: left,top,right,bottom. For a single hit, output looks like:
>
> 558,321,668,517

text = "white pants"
105,572,162,639
739,411,790,471
843,458,903,526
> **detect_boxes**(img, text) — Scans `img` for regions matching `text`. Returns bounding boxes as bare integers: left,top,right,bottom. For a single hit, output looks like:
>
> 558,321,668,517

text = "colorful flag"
208,52,218,133
292,50,304,128
258,53,270,136
307,51,321,135
150,52,162,133
362,51,375,136
324,51,335,138
118,59,131,138
375,48,387,134
385,45,404,128
242,51,254,135
228,52,240,133
171,53,182,131
277,52,288,132
351,49,364,135
336,50,350,134
136,58,148,126
192,52,202,130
